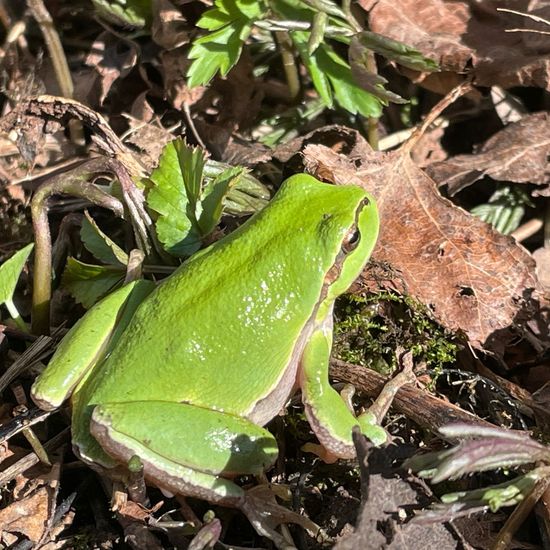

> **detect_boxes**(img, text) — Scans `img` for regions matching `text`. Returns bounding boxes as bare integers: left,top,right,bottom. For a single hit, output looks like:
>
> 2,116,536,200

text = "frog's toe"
241,486,319,550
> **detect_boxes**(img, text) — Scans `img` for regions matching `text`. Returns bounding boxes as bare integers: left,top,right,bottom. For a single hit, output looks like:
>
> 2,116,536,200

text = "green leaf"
291,31,333,106
91,0,151,27
199,167,244,235
317,46,383,117
355,31,439,72
349,35,408,104
289,29,382,117
203,160,270,215
62,257,125,309
187,0,263,88
174,139,206,225
81,212,128,267
147,139,203,257
0,243,33,305
471,186,532,235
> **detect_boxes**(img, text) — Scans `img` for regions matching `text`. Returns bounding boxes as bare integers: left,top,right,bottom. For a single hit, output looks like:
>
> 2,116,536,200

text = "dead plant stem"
27,0,84,145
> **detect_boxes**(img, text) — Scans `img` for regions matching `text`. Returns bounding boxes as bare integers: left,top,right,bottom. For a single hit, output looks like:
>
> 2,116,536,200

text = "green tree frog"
31,174,385,545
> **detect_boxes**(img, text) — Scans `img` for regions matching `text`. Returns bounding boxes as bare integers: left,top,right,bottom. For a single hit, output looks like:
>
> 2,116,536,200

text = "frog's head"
321,185,379,304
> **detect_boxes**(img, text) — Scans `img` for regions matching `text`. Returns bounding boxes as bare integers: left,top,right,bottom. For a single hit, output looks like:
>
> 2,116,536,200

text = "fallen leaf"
0,467,58,544
160,48,207,110
533,248,550,295
152,0,192,50
83,31,138,105
298,126,540,351
427,112,550,195
364,0,550,91
334,440,461,549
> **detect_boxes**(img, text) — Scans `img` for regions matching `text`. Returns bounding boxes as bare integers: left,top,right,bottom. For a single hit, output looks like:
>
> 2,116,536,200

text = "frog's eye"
342,227,361,253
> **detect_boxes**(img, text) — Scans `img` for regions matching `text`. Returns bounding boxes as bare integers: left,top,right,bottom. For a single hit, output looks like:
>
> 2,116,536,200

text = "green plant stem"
255,19,353,36
275,31,301,103
27,0,84,146
31,158,125,335
5,298,28,332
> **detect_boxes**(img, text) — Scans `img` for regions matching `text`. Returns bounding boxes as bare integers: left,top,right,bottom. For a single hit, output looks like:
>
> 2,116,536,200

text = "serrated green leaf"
62,257,125,309
187,0,262,88
199,167,244,235
198,9,233,31
174,140,206,224
91,0,151,27
81,212,128,267
0,243,33,305
147,139,203,257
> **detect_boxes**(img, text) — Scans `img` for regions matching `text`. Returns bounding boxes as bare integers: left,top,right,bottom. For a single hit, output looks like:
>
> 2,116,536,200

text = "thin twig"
497,8,550,27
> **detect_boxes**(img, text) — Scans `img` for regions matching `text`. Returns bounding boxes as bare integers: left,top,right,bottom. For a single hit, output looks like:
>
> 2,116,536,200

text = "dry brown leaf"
160,48,207,110
427,112,550,194
300,128,540,351
152,0,192,50
0,478,51,543
0,95,144,177
83,32,138,105
364,0,550,91
533,247,550,295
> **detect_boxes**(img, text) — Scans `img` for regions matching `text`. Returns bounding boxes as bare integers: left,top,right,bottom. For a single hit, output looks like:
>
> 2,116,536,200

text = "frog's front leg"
31,280,153,410
299,316,388,460
88,401,307,549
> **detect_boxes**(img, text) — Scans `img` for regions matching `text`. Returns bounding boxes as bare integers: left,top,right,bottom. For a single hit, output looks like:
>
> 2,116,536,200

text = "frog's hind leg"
90,401,312,548
90,400,277,504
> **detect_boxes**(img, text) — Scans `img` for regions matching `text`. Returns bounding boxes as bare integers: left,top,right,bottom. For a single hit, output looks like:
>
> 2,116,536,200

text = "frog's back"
79,176,368,419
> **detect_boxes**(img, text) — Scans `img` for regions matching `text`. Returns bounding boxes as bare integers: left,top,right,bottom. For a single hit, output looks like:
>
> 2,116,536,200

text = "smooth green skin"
31,175,383,516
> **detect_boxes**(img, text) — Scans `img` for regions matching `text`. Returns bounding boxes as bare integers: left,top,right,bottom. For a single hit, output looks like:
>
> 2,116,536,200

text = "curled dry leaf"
82,31,138,105
0,95,145,177
300,128,540,351
427,112,550,195
0,466,60,545
152,0,192,50
364,0,550,91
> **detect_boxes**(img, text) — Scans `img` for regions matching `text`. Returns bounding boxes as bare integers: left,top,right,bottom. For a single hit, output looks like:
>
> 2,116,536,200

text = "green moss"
334,291,458,375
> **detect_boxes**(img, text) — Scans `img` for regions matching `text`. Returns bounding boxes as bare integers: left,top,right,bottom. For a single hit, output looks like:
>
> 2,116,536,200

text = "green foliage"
147,139,246,257
0,243,33,305
470,185,533,235
187,0,263,88
187,0,439,119
62,257,125,309
91,0,152,27
353,31,439,72
290,30,383,118
80,212,128,267
334,291,458,375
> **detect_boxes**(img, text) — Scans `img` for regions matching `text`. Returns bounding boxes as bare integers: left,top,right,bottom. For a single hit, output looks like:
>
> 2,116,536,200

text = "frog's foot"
300,325,389,460
88,401,314,548
241,486,319,550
